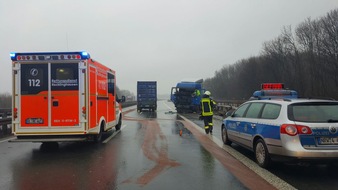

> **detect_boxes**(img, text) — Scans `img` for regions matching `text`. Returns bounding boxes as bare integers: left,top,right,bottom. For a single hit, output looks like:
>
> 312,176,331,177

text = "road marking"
163,102,174,110
102,125,126,144
0,137,15,144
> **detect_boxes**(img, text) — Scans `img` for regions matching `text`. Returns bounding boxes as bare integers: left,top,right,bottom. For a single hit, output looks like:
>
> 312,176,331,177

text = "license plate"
319,137,338,145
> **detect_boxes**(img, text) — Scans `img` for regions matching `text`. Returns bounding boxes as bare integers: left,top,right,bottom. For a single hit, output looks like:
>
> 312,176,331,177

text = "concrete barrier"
121,101,137,108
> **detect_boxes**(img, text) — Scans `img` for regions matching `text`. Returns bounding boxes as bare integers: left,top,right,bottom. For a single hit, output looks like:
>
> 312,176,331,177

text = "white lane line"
0,137,15,144
179,114,295,190
102,125,126,144
163,102,174,110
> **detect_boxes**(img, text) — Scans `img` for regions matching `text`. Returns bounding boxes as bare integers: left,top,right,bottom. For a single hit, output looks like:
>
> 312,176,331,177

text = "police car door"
242,102,265,148
226,103,250,145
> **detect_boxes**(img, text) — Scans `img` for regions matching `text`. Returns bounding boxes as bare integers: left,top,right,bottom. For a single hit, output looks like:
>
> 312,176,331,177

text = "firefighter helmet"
204,91,211,96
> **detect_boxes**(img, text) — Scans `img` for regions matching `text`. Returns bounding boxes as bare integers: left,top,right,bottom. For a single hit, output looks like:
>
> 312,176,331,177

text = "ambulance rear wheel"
94,124,104,143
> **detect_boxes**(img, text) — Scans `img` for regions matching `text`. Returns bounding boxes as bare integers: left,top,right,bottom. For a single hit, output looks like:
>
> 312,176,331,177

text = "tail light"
82,106,86,118
13,108,18,119
281,124,312,136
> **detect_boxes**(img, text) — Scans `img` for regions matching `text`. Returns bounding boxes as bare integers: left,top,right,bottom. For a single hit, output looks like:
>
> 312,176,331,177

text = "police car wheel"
254,139,271,168
221,126,232,145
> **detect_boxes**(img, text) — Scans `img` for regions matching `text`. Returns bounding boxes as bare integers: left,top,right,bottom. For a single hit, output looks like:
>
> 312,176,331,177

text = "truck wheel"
221,125,232,145
115,115,122,131
254,139,271,168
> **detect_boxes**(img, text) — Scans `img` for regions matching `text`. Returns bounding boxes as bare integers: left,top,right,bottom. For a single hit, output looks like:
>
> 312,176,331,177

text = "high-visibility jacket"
201,97,216,116
192,89,201,97
195,89,201,96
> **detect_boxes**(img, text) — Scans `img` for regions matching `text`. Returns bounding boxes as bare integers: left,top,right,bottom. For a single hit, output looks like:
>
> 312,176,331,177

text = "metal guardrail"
0,100,237,135
0,108,12,137
121,101,137,108
214,100,245,116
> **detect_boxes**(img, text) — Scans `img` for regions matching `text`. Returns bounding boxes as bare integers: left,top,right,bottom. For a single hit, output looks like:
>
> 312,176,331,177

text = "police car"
221,84,338,168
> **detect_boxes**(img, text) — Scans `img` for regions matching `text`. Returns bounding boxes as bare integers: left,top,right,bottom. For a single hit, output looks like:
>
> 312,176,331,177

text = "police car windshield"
288,102,338,123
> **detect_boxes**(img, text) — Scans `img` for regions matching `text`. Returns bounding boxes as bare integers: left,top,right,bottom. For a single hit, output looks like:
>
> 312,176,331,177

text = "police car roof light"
261,83,284,90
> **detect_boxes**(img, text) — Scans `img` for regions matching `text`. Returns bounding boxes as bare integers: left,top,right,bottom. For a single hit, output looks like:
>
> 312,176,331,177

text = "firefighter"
200,91,216,134
192,89,201,97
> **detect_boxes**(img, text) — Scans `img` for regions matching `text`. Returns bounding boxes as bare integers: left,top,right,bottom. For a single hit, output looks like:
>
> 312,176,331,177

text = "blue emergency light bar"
249,83,298,100
10,51,90,61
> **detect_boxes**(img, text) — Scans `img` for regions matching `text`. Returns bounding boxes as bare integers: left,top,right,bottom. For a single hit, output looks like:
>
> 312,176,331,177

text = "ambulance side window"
108,73,115,95
21,64,48,95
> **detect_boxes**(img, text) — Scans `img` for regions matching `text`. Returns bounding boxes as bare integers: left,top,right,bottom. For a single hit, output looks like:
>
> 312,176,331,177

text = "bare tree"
204,8,338,100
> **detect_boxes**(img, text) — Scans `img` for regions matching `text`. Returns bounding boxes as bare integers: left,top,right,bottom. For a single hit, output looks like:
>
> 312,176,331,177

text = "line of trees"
204,9,338,101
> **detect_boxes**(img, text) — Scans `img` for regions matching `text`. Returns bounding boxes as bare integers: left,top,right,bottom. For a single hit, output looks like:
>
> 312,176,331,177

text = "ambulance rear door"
17,62,82,128
50,63,80,127
19,63,49,127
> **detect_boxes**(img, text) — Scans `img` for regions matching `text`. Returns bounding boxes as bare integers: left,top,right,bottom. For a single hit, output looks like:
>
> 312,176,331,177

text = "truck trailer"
137,81,157,112
10,51,123,143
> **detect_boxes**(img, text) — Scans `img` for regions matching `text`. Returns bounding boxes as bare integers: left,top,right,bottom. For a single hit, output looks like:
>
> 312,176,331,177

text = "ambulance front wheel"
115,115,122,131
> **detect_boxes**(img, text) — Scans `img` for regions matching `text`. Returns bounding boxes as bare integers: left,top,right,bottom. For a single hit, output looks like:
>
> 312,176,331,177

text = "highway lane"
0,101,280,190
183,110,338,190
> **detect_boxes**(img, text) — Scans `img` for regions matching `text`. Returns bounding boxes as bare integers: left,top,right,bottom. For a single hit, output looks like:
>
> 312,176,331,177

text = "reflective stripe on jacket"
201,98,214,116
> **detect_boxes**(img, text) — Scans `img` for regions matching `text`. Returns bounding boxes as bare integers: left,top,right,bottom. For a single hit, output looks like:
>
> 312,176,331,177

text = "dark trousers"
203,115,213,134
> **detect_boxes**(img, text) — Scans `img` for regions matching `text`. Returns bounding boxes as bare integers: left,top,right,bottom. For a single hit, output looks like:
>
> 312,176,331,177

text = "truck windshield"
288,102,338,123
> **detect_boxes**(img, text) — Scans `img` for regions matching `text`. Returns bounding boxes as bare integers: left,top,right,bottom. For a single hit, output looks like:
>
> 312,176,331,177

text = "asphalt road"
0,100,292,190
183,111,338,190
2,100,338,190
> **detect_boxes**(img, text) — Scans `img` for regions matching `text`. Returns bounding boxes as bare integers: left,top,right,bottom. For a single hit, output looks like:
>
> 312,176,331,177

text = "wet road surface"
0,101,280,190
183,111,338,190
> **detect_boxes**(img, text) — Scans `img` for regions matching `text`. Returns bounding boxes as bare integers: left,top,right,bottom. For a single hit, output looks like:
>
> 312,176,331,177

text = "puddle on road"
175,121,192,136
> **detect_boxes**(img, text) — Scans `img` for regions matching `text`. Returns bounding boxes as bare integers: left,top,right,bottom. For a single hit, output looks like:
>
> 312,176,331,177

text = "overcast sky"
1,0,338,96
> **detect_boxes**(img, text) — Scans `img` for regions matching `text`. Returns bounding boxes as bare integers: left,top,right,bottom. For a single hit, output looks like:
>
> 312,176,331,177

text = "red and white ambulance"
10,51,123,143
